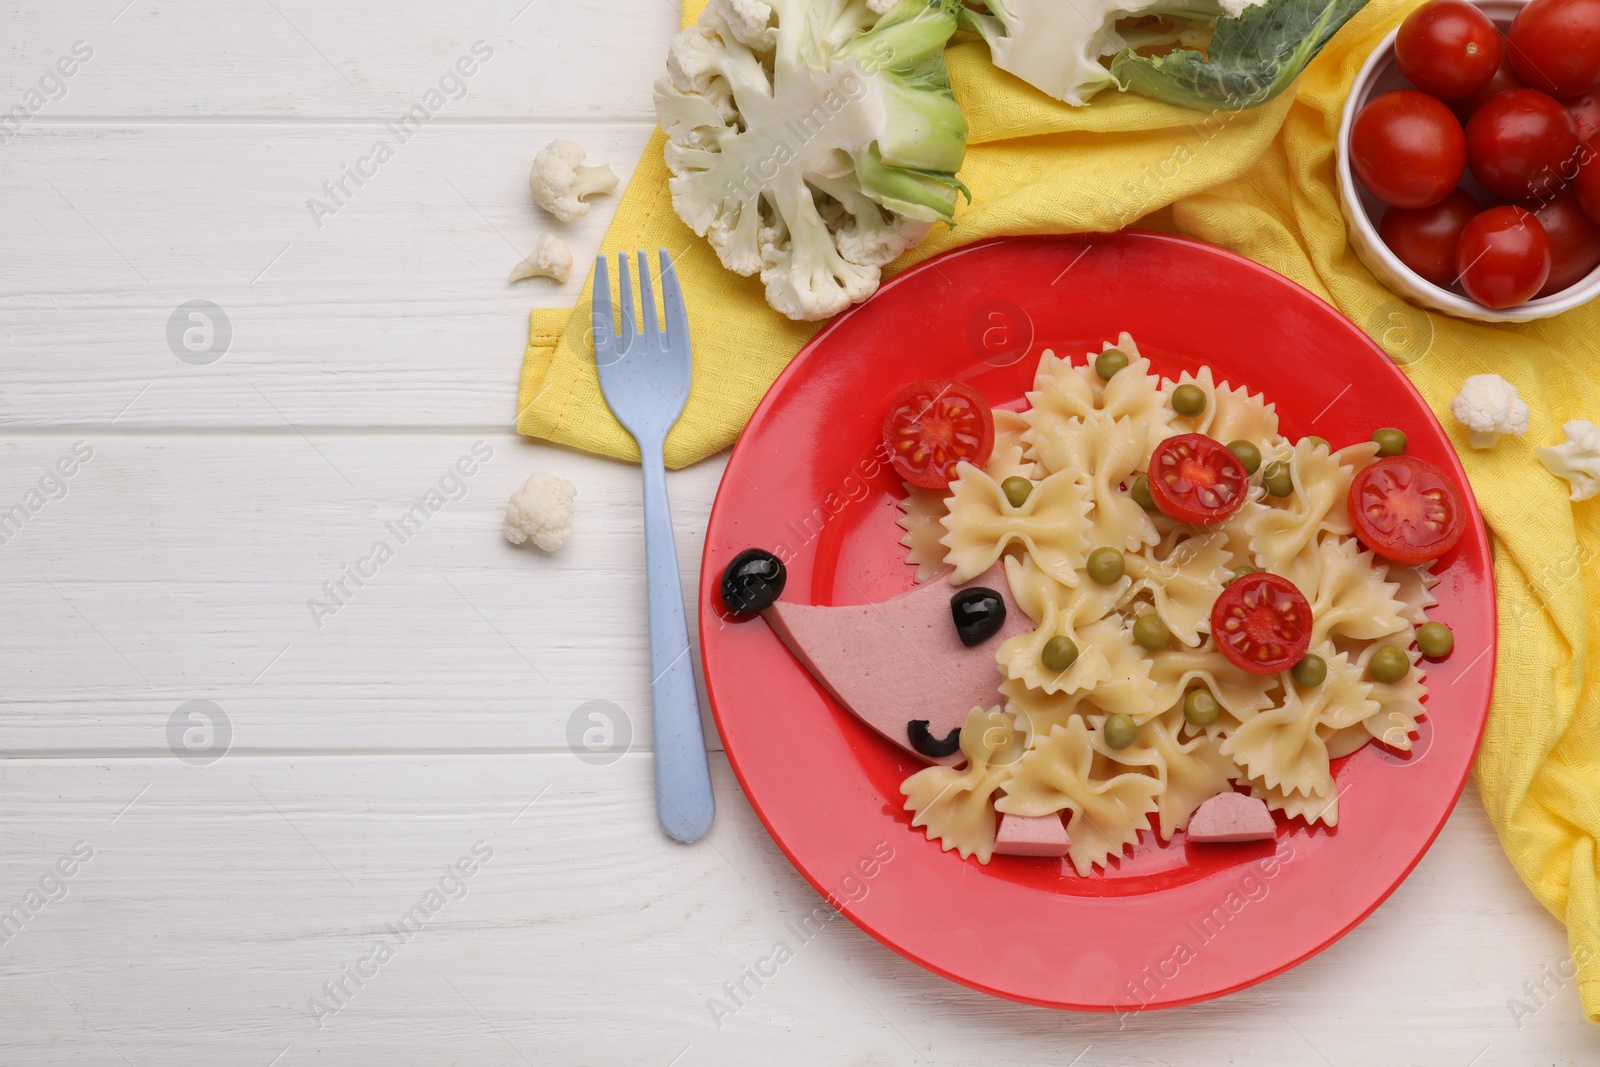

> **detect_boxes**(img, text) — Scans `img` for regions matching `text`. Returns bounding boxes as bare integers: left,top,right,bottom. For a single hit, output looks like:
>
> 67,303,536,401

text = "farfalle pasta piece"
986,409,1039,482
1048,417,1160,553
900,707,1023,863
1022,336,1174,473
1147,641,1279,735
1387,560,1441,627
1000,676,1097,747
1220,651,1377,798
1246,773,1341,827
1208,381,1281,445
1002,554,1126,628
1306,536,1410,644
1123,530,1231,647
1090,709,1236,842
995,603,1113,697
997,717,1164,876
1355,644,1427,751
940,463,1090,584
1244,440,1378,593
896,483,950,583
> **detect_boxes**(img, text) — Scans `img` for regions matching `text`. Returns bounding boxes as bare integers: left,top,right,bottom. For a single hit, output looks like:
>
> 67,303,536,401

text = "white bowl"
1335,0,1600,322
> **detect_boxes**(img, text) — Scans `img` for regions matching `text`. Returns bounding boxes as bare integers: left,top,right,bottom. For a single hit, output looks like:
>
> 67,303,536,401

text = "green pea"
1086,547,1125,585
1262,461,1294,497
1291,653,1327,688
1224,565,1260,587
1368,645,1411,684
1001,476,1032,509
1304,435,1329,452
1103,713,1139,750
1171,383,1208,417
1130,473,1157,510
1041,635,1079,673
1183,688,1221,727
1371,427,1407,457
1417,621,1454,660
1133,614,1170,651
1095,348,1129,380
1228,439,1262,474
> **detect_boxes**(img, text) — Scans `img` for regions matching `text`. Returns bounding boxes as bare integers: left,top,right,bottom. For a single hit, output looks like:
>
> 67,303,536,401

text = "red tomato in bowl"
882,380,994,490
1578,153,1600,221
1378,189,1480,286
1451,46,1522,120
1350,91,1467,208
1530,190,1600,293
1456,205,1552,307
1396,0,1504,99
1570,90,1600,144
1145,433,1249,525
1507,0,1600,98
1348,456,1468,565
1210,573,1313,675
1466,89,1581,200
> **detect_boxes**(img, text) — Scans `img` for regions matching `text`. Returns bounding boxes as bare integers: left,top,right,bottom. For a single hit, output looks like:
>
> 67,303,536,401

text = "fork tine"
591,255,614,363
636,250,660,343
659,249,690,353
616,252,637,352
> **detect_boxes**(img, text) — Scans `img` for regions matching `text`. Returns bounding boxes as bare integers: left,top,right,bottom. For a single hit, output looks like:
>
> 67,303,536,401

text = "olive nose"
950,586,1007,646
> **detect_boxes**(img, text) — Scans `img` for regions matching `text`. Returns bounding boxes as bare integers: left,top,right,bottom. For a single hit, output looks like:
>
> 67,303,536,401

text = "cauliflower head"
1537,420,1600,502
503,471,576,552
530,140,620,222
1451,373,1530,449
653,0,970,321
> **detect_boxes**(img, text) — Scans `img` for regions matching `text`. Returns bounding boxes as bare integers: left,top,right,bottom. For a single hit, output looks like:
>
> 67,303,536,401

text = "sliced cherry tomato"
1531,189,1600,293
1210,572,1314,676
1456,205,1552,307
882,379,994,490
1507,0,1600,99
1146,433,1249,525
1350,91,1467,208
1396,0,1504,99
1451,45,1522,121
1578,152,1600,222
1379,188,1480,286
1348,455,1468,565
1466,88,1581,200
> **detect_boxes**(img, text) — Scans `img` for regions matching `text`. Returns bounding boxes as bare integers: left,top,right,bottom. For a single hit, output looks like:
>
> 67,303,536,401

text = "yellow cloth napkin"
520,0,1600,1019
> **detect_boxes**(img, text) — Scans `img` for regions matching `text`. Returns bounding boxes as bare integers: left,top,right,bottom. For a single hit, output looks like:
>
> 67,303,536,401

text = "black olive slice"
907,719,961,758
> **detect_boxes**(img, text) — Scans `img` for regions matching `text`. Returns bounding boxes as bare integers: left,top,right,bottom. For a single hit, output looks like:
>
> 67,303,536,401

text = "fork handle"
640,447,716,842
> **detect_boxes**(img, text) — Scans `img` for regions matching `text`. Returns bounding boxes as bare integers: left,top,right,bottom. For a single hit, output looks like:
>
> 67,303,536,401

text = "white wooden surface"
2,3,1598,1063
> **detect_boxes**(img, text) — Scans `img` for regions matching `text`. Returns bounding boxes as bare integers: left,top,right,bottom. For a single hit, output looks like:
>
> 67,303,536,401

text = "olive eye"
950,586,1006,647
720,548,786,614
907,719,961,758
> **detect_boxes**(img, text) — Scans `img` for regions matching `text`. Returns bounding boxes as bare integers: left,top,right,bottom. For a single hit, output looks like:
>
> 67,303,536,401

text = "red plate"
697,233,1495,1010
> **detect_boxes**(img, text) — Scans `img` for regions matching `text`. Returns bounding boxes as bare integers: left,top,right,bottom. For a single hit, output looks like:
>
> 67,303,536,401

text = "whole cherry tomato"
1350,91,1468,208
1531,190,1600,293
1451,46,1522,121
1396,0,1504,99
1466,88,1580,199
1379,189,1480,286
1507,0,1600,98
1578,153,1600,222
1455,205,1553,307
1570,89,1600,144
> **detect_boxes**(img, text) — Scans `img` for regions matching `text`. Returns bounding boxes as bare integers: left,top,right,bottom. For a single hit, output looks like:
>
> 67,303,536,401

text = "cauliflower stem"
655,0,970,320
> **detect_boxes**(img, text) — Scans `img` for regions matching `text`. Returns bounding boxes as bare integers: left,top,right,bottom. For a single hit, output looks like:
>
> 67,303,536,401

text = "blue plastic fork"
592,250,715,843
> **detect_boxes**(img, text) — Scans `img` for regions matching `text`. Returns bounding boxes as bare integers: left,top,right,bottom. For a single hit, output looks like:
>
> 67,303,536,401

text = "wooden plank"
0,756,1584,1064
0,433,727,754
0,1,678,120
0,123,656,429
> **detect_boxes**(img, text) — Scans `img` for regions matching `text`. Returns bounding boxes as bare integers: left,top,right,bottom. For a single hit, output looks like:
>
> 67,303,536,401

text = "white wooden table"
2,3,1597,1063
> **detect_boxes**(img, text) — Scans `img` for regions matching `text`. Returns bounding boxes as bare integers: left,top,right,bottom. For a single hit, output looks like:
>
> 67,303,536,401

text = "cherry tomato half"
1452,45,1523,121
1210,572,1314,675
1578,152,1600,222
1466,88,1581,199
1456,205,1552,307
1397,0,1504,99
882,379,994,490
1146,433,1249,525
1379,188,1480,286
1507,0,1600,99
1350,91,1468,208
1531,189,1600,293
1348,455,1468,565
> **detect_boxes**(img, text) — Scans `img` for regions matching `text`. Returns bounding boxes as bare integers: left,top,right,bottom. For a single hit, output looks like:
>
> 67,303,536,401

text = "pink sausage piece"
761,563,1028,766
994,813,1071,858
1187,791,1277,844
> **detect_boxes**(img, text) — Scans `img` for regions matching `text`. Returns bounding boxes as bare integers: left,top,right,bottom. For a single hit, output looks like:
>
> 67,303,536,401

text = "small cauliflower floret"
508,234,573,284
530,140,620,222
503,472,576,552
1451,373,1530,449
1536,420,1600,501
